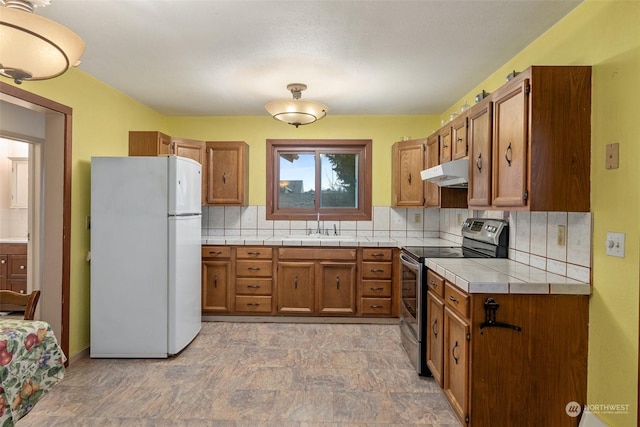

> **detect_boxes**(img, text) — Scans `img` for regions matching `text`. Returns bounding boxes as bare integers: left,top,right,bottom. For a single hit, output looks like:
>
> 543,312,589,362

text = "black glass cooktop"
404,246,491,259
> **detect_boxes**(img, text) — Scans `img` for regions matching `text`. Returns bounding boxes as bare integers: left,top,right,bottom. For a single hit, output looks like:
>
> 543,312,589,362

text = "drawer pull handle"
370,287,384,291
407,172,412,185
402,287,411,291
476,152,483,172
294,275,298,289
432,318,439,338
247,285,261,289
369,305,383,309
213,274,218,288
336,276,340,290
449,295,459,304
248,267,261,271
247,302,260,307
370,253,385,257
429,280,437,288
505,142,512,166
222,172,226,184
452,340,460,365
208,251,222,256
247,251,260,256
370,268,385,273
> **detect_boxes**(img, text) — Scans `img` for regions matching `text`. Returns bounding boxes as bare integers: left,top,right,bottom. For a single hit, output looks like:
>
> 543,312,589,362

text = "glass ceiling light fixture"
0,0,85,84
265,83,329,128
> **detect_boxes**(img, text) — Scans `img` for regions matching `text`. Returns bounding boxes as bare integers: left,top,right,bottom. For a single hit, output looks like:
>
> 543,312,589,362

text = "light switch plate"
605,232,625,257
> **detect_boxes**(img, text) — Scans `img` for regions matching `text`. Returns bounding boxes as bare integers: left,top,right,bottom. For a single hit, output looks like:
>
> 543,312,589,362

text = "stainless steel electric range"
399,218,509,376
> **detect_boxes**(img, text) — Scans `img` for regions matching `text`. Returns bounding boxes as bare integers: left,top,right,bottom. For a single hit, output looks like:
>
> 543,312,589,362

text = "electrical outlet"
413,213,421,224
456,213,462,225
557,225,566,246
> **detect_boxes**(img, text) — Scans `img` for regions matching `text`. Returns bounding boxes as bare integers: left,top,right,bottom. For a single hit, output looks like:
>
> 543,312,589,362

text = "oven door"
399,251,429,376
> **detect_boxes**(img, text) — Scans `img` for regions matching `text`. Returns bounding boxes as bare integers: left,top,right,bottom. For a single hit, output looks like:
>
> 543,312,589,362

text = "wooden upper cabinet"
392,139,426,207
467,98,493,208
451,114,468,160
439,125,452,164
425,134,440,208
491,66,591,211
492,78,529,208
205,141,248,205
129,131,204,161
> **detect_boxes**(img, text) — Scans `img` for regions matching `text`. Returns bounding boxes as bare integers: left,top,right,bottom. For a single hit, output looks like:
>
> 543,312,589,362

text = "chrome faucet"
333,223,337,236
316,212,321,234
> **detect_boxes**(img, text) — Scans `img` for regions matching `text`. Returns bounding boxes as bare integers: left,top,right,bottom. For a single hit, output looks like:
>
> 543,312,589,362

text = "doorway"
0,82,71,359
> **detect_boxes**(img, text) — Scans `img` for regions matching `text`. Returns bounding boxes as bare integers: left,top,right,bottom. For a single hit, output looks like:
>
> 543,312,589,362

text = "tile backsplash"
202,206,592,283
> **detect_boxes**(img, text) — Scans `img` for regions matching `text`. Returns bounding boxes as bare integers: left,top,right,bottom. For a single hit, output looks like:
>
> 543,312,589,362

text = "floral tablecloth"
0,319,66,427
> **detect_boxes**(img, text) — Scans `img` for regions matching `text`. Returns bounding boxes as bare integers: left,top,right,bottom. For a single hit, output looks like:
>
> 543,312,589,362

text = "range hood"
420,158,469,187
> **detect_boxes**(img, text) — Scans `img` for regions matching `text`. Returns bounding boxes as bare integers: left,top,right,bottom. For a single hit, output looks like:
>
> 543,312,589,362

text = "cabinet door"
444,307,470,425
128,131,172,156
317,262,356,315
393,141,425,207
492,79,529,207
426,291,444,388
202,260,231,313
277,262,315,314
439,126,452,163
451,116,468,160
173,138,205,164
425,135,440,207
8,254,27,279
205,141,248,205
467,100,493,207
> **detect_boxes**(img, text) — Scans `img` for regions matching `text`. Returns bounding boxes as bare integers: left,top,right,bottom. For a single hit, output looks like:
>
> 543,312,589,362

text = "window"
267,139,372,221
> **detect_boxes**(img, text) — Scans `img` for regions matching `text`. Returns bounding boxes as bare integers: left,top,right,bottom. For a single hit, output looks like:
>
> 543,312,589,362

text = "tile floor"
18,322,461,426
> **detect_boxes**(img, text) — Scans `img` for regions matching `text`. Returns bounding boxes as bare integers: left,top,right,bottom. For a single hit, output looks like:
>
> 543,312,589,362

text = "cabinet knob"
20,265,25,270
0,259,4,264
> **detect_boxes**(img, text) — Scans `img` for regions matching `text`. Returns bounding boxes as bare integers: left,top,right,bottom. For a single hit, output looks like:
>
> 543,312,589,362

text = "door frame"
0,81,71,360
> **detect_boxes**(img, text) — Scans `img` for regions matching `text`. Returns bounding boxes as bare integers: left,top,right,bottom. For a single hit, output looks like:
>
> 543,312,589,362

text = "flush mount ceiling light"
0,0,85,84
265,83,329,128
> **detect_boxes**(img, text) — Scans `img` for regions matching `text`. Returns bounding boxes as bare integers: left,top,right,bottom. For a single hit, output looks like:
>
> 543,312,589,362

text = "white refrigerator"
90,156,202,358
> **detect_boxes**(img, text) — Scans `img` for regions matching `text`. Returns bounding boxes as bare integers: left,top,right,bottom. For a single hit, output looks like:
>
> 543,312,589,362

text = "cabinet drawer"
361,262,392,279
278,247,356,260
236,278,273,295
236,260,272,277
444,282,469,318
8,255,27,279
362,248,392,261
361,280,392,297
236,247,272,259
201,246,231,258
360,298,391,315
235,296,272,313
426,269,445,298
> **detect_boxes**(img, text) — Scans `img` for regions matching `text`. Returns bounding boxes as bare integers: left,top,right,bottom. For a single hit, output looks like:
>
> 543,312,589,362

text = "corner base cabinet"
426,271,588,427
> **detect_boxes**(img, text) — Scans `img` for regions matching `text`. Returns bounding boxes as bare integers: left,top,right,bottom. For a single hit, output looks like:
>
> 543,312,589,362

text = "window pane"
278,153,315,208
320,153,358,208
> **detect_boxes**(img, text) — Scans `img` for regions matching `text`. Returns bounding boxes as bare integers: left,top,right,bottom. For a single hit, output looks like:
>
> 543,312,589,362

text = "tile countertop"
0,238,28,244
201,235,591,296
426,258,591,296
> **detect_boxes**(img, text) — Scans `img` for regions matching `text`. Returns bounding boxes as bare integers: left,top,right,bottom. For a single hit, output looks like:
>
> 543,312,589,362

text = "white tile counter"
425,257,591,295
201,235,456,248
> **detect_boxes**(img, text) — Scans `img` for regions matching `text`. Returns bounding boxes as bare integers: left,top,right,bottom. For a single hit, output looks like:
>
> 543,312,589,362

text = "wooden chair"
0,290,41,320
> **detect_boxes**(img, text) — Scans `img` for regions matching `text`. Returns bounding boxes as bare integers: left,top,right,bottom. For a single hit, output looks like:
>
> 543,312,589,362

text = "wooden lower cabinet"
277,261,315,314
430,278,588,427
201,246,232,313
234,247,274,313
202,245,397,318
318,262,356,315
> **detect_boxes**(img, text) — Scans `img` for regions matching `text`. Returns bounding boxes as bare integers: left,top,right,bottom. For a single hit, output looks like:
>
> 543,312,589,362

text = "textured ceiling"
36,0,582,117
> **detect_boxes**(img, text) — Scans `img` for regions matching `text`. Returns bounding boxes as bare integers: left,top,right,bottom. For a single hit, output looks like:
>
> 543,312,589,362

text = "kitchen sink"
279,234,356,242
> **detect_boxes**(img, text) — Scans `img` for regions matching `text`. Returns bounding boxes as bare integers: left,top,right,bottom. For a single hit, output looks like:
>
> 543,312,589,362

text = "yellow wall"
444,1,640,425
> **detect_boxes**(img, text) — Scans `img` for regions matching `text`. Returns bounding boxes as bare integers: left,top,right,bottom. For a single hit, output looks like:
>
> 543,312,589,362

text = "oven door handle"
400,252,421,270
